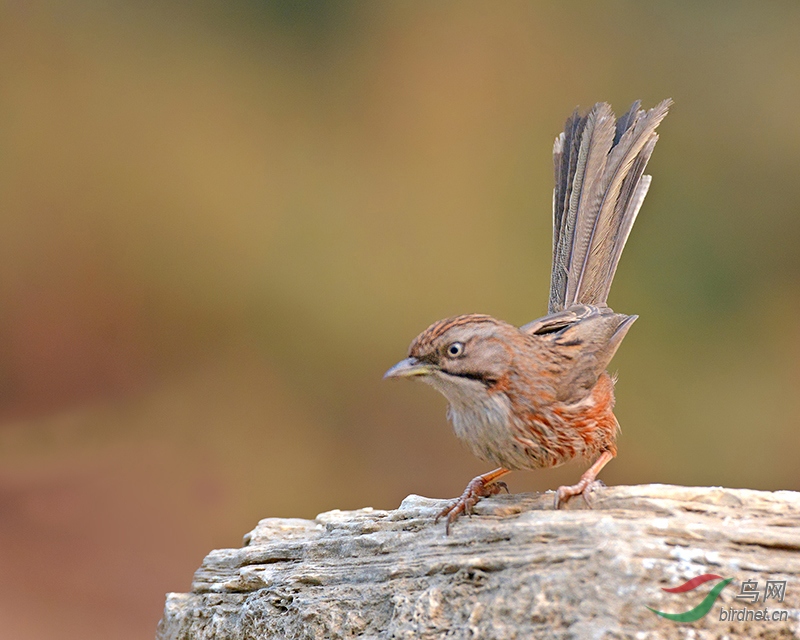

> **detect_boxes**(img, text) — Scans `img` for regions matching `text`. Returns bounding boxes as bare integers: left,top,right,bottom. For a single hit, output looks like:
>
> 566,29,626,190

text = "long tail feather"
563,103,617,307
550,111,586,311
548,99,671,313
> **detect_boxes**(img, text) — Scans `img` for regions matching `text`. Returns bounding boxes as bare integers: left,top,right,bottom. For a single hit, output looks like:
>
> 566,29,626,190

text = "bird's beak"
383,357,435,379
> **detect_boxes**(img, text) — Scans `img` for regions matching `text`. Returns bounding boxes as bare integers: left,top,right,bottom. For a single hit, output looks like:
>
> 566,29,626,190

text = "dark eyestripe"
442,370,495,386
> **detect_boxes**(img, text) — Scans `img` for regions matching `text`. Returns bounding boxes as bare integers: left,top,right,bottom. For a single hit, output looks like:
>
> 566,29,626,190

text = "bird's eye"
446,342,465,358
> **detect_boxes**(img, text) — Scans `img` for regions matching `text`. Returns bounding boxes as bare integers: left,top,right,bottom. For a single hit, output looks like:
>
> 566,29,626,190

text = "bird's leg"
554,449,614,509
435,467,511,534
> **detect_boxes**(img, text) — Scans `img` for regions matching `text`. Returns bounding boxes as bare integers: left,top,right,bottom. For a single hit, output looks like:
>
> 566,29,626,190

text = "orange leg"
554,450,614,509
435,467,511,535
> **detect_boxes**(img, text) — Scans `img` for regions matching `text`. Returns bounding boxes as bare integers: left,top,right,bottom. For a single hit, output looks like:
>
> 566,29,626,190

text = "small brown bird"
385,99,671,532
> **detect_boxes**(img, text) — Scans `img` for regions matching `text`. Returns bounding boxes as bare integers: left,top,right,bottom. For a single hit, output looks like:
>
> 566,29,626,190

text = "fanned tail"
548,99,671,313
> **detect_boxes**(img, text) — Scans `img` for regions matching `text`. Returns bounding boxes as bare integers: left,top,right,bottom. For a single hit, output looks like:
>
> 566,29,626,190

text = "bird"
384,99,671,533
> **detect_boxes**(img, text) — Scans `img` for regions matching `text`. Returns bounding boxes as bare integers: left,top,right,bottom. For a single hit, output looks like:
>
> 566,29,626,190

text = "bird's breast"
422,373,519,467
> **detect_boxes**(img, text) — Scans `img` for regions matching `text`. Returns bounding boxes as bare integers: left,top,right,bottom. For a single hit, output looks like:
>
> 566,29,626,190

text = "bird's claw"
435,476,508,535
554,478,605,509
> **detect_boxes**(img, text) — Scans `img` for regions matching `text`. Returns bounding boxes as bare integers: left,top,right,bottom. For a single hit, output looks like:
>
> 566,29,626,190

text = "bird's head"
384,314,517,397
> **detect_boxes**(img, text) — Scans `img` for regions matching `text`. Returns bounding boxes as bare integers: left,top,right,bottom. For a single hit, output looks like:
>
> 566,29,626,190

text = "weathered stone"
157,485,800,639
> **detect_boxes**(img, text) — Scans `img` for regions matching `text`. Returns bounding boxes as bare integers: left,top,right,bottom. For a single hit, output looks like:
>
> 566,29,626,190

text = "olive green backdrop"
1,2,799,638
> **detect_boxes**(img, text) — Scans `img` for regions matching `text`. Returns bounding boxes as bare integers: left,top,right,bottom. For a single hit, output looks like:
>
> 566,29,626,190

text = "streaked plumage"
385,100,671,530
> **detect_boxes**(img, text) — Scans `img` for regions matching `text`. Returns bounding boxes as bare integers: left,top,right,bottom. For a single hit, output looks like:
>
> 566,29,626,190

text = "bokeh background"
1,1,800,638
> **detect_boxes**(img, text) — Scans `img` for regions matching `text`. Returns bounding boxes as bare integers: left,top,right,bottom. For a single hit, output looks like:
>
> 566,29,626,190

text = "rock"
157,484,800,639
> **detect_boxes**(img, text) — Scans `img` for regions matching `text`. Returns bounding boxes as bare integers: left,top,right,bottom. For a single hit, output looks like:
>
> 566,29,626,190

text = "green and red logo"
647,574,733,622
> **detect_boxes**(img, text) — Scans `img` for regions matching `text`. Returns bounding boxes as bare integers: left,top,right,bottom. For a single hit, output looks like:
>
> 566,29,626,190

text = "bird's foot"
554,478,606,509
435,470,510,535
554,449,614,509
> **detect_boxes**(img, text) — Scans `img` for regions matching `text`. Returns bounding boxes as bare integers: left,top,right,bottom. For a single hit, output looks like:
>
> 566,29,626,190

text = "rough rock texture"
157,485,800,639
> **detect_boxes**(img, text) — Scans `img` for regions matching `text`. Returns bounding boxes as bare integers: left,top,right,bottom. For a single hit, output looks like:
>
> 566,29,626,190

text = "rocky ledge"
157,484,800,639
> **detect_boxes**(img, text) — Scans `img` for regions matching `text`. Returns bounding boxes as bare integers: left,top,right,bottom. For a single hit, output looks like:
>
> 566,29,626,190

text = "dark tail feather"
548,99,671,313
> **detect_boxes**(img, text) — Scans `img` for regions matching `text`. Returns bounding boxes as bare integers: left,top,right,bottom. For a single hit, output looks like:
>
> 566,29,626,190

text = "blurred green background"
1,1,799,638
